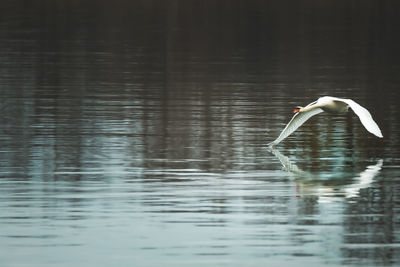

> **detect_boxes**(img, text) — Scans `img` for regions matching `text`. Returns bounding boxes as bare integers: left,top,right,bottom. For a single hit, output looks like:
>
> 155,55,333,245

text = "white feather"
330,97,383,138
268,107,323,146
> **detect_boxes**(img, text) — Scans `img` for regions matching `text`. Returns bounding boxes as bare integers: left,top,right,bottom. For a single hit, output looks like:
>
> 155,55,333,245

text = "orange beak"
293,108,300,114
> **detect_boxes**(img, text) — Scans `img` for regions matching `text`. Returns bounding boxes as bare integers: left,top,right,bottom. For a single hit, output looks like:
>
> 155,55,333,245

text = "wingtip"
267,141,277,149
375,131,383,138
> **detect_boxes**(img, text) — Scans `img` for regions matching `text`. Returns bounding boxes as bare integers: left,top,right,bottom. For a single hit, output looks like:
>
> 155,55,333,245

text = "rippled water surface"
1,1,400,266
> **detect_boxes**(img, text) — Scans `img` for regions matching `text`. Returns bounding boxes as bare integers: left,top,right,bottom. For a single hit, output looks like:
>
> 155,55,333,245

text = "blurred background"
1,1,399,266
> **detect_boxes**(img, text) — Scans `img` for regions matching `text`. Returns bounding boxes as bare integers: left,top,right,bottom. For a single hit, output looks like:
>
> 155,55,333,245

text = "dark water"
1,1,400,266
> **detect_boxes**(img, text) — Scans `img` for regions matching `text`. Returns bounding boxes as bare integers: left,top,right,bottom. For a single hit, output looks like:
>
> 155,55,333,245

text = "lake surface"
1,1,400,266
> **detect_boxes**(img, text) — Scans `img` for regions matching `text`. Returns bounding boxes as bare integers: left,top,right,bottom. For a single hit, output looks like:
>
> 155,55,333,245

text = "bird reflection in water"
268,147,383,200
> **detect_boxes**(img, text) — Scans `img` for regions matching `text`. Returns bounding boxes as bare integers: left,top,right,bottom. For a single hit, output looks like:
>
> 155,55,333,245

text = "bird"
268,96,383,147
268,145,383,199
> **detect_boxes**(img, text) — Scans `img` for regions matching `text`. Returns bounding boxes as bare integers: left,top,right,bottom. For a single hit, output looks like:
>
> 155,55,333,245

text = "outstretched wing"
268,146,309,176
333,98,383,138
344,159,383,198
268,107,323,146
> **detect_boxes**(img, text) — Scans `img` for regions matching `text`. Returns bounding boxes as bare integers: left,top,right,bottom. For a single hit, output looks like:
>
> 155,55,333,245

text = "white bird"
268,96,383,146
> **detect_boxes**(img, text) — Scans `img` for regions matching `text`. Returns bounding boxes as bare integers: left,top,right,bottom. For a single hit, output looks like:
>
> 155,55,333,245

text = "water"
1,1,400,266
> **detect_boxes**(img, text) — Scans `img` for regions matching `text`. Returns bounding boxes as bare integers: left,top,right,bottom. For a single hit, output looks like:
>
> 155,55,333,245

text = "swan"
268,96,383,146
268,146,383,199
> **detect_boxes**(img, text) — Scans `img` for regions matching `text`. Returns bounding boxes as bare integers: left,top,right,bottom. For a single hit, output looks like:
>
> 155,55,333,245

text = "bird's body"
313,96,349,113
268,96,383,147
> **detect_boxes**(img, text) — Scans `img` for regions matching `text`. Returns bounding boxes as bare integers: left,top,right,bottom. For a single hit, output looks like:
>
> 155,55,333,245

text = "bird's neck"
300,105,319,112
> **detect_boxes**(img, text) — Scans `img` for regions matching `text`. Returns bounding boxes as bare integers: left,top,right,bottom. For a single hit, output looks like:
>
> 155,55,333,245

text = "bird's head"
293,106,303,114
